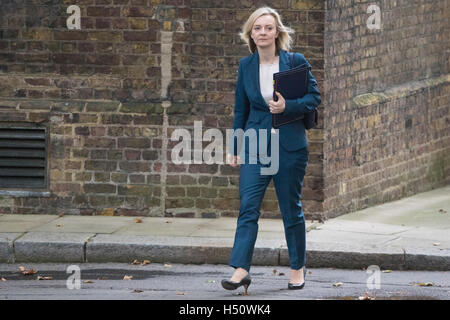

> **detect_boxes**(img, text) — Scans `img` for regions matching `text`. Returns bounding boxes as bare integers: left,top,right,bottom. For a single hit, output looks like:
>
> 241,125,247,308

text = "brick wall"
323,0,450,219
0,0,448,220
0,0,325,218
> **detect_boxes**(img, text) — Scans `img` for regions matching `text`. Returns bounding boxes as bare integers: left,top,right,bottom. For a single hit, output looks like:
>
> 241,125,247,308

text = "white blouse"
259,59,279,106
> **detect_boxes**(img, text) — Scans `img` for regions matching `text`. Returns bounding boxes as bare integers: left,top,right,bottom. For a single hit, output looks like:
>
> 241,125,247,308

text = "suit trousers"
229,145,309,272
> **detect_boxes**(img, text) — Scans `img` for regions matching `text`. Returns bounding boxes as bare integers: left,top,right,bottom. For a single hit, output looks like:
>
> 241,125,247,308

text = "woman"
222,7,321,294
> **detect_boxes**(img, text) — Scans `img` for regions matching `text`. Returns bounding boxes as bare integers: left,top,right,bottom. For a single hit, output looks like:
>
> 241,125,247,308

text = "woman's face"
251,14,279,49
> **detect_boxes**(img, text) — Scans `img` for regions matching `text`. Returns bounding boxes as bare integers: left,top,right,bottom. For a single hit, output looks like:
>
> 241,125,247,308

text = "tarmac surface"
0,185,449,271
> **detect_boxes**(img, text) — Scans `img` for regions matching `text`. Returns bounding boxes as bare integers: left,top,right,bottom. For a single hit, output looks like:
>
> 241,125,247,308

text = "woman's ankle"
231,268,248,281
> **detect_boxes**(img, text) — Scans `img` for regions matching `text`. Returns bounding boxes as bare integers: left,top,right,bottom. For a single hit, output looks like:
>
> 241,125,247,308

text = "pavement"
0,185,449,271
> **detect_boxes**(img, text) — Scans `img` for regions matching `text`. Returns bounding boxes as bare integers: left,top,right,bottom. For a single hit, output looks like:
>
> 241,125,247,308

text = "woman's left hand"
268,91,285,114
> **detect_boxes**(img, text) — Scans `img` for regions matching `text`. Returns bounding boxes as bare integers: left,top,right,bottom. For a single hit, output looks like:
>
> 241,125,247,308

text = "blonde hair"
239,7,295,55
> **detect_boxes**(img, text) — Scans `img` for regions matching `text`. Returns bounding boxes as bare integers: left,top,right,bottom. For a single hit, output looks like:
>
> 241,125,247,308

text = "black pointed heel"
288,267,307,290
221,274,252,295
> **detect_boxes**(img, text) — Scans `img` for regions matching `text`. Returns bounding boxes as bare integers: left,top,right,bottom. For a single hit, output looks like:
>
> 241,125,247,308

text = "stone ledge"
352,74,450,108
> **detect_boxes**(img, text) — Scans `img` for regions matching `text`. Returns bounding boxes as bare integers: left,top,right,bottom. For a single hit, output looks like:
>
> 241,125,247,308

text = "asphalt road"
0,263,449,300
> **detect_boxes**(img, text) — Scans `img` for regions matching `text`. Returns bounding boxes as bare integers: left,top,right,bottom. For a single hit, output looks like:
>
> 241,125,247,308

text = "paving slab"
29,215,136,234
306,228,398,247
390,227,450,244
0,214,59,233
112,217,211,236
334,185,450,229
14,232,95,263
313,220,413,235
188,217,288,239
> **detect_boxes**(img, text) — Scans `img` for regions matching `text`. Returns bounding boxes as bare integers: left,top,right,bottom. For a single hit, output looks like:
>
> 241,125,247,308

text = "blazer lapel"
278,49,290,72
249,49,291,108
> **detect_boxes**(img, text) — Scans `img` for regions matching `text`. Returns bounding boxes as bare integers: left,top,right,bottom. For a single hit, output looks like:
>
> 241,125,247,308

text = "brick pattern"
0,1,325,218
1,0,447,220
323,0,450,219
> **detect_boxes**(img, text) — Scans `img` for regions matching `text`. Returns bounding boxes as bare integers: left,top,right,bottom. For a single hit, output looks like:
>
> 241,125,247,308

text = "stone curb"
1,232,449,271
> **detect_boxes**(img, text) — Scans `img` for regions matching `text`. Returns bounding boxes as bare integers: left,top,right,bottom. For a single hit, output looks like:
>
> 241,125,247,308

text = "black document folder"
272,63,309,128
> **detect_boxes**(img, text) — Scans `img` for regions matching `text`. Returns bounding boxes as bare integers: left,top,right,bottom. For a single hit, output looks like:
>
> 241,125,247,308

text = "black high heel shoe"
221,274,252,295
288,267,307,290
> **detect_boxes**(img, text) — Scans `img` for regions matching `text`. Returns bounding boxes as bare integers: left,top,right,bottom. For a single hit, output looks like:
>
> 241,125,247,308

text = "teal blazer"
229,49,321,156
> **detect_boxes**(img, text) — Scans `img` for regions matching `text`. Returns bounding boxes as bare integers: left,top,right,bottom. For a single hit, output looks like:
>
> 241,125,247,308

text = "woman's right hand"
227,153,240,167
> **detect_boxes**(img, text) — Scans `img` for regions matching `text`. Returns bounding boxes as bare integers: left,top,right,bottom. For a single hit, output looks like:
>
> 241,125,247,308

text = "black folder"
272,63,309,128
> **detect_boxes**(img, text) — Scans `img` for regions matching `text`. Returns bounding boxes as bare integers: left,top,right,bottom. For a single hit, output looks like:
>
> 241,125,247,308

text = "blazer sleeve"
283,54,321,118
228,60,250,155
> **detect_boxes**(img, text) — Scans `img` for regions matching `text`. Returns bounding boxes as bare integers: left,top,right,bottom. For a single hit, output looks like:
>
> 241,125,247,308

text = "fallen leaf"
132,289,143,293
123,275,133,280
58,213,64,217
20,267,36,276
358,292,376,300
165,221,172,224
433,243,440,246
56,224,61,227
176,291,185,295
134,218,143,223
438,209,447,214
132,259,151,266
1,277,6,281
420,282,434,287
412,282,434,287
37,276,53,280
206,280,215,283
333,282,343,287
84,280,93,284
382,270,392,273
164,264,172,268
278,272,285,276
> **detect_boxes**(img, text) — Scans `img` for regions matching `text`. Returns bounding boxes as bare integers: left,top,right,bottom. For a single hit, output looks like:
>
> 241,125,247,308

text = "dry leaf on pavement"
176,291,185,295
134,218,143,223
333,282,343,287
37,276,53,280
1,277,6,282
123,275,133,280
358,292,376,300
413,282,434,287
19,267,36,275
132,259,151,265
